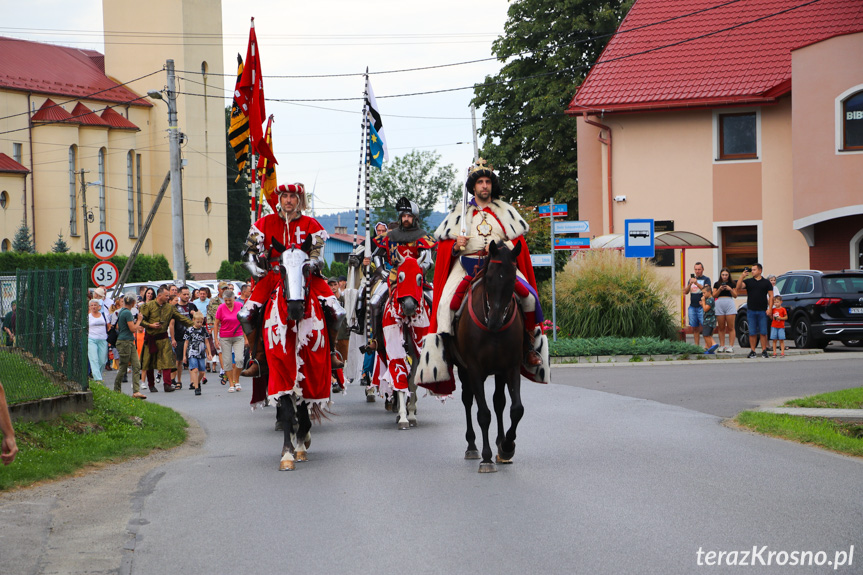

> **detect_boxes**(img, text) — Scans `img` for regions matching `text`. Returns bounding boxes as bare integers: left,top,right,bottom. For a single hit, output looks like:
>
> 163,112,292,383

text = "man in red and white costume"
238,184,345,382
416,159,549,395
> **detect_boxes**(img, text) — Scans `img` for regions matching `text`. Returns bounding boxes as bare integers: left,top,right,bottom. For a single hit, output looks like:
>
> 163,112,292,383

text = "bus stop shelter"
590,231,718,325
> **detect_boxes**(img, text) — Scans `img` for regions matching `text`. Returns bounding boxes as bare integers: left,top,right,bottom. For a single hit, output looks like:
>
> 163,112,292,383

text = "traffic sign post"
91,261,119,289
553,220,590,234
554,238,591,250
90,231,118,260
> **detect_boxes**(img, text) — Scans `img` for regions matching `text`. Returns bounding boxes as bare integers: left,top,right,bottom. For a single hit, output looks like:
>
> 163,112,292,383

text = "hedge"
0,252,172,286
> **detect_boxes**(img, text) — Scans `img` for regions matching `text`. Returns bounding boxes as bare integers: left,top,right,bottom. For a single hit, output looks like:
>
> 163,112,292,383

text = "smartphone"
690,274,695,278
744,267,751,272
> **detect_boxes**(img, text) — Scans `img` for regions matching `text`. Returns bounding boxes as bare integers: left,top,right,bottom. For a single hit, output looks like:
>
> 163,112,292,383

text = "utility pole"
166,59,186,282
470,104,479,162
80,169,90,252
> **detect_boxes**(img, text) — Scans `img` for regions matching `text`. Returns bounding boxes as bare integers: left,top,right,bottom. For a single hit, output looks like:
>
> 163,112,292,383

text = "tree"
369,149,460,225
225,107,252,262
51,232,70,253
12,219,34,253
471,0,633,209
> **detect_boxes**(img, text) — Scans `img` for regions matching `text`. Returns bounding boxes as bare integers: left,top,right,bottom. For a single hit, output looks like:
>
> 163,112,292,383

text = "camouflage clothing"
139,300,194,370
206,298,223,326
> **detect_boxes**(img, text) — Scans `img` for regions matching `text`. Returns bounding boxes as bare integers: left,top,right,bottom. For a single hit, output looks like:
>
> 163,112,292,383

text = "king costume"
416,160,550,395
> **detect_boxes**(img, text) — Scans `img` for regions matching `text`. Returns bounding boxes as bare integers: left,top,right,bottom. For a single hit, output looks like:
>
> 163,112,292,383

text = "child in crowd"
770,295,788,357
183,312,212,396
701,284,719,354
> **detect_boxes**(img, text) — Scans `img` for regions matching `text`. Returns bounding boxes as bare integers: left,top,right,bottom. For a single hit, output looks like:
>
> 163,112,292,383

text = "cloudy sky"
3,0,513,217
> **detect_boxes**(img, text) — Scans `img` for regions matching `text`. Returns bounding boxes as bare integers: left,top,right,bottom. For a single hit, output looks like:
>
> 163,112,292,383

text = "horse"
377,252,430,430
264,236,333,471
451,240,526,473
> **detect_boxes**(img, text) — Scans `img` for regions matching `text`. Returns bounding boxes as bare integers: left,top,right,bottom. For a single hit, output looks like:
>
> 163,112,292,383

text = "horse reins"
467,284,517,333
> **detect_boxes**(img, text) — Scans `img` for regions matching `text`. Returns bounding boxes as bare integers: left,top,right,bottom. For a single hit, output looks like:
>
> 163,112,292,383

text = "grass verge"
1,384,187,491
549,336,703,357
735,411,863,457
0,350,67,405
784,387,863,409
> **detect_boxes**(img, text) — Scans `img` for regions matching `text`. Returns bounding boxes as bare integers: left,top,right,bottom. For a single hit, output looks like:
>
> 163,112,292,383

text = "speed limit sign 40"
92,261,119,288
90,231,118,260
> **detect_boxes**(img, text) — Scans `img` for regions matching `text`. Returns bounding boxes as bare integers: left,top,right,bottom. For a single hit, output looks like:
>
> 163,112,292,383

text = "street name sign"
530,254,553,267
554,220,590,234
553,238,591,250
538,203,568,218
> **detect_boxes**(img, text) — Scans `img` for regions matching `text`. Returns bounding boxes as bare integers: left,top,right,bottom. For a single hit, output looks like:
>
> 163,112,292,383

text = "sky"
2,0,513,218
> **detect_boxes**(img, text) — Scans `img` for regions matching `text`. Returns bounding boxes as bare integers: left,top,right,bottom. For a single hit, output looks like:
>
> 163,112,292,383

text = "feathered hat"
465,158,501,198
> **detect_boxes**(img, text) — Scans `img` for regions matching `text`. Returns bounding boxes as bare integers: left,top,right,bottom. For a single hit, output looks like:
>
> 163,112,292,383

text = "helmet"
395,197,419,219
465,158,501,198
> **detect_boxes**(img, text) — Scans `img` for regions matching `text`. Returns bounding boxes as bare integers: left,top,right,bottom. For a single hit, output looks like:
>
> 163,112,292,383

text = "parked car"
736,269,863,349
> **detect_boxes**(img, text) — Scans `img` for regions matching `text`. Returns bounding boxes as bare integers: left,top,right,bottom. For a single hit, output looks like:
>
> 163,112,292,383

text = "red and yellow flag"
257,115,278,215
229,54,250,182
236,17,266,147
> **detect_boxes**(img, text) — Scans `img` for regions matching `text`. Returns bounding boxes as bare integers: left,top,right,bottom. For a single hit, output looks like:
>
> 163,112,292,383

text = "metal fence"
0,268,89,404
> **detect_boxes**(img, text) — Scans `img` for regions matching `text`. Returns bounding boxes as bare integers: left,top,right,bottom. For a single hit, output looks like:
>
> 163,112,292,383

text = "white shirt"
88,313,108,340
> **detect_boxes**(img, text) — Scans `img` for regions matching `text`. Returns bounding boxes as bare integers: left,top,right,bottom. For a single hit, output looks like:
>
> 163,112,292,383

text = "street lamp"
148,60,186,282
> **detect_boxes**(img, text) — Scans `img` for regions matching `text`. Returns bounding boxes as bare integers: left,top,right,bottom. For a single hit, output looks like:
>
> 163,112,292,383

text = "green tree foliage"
225,106,252,262
51,233,70,253
12,219,35,253
369,149,459,224
217,260,251,282
471,0,633,208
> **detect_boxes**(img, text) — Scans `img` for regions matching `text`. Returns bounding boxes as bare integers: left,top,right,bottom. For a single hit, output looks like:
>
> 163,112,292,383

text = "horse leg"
459,367,479,459
278,395,297,471
407,358,418,427
396,390,409,430
492,373,507,455
471,372,496,473
295,401,312,462
498,366,523,463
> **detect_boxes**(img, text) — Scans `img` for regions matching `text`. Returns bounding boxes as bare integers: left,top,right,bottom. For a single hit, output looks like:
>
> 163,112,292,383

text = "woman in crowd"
214,289,244,392
87,299,109,383
713,267,738,353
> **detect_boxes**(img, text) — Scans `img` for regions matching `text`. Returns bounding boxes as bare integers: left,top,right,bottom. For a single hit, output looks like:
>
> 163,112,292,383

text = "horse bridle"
467,278,517,333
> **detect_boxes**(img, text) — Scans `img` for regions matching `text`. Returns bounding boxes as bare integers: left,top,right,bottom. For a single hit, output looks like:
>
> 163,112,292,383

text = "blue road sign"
538,203,568,217
554,220,590,234
530,254,553,267
553,237,591,250
624,219,655,258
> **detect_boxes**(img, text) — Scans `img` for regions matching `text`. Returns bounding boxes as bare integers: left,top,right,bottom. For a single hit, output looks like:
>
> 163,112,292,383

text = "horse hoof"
408,419,417,427
296,451,308,462
304,434,311,449
398,420,410,430
366,394,376,403
495,454,514,464
478,462,497,473
275,420,284,431
464,450,480,460
279,460,295,471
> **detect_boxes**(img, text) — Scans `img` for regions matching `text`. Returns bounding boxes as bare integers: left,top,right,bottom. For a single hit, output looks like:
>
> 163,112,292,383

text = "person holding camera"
736,263,774,358
682,262,711,347
713,267,738,353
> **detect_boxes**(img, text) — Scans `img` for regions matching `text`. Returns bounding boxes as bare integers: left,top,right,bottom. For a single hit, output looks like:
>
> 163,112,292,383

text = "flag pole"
346,74,368,331
362,68,372,346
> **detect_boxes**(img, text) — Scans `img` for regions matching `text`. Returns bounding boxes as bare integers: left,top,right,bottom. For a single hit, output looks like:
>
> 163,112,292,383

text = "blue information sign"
554,220,590,234
553,237,591,250
624,219,655,258
538,203,568,217
530,254,553,267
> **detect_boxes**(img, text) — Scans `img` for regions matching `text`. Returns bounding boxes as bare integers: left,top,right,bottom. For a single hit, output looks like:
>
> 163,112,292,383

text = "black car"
736,270,863,349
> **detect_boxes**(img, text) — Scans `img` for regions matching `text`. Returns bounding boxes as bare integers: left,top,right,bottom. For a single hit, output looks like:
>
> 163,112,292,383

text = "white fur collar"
434,199,529,241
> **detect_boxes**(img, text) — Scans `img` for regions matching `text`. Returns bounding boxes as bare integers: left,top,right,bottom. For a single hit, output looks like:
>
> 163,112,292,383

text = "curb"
550,349,824,365
9,391,94,423
755,407,863,423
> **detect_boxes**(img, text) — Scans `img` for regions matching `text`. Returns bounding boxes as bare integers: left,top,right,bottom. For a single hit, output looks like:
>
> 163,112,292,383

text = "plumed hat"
465,158,501,198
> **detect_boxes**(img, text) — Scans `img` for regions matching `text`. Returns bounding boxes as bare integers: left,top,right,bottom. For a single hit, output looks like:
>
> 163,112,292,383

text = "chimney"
334,226,347,235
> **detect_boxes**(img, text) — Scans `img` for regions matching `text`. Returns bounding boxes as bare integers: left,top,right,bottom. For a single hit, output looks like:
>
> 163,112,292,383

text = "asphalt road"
3,353,862,574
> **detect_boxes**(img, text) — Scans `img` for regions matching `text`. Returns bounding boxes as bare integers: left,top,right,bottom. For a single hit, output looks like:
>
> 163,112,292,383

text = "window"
0,191,7,209
136,154,143,236
69,145,78,236
842,91,863,150
98,148,106,232
721,225,758,274
12,143,22,165
204,238,212,254
784,275,814,295
1,239,10,252
204,197,211,213
718,112,757,160
127,151,135,238
334,252,349,263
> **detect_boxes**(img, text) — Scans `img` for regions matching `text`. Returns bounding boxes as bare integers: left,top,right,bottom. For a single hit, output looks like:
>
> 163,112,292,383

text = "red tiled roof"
31,98,80,124
100,107,140,131
70,102,110,127
568,0,863,114
329,232,365,245
0,36,151,107
0,153,29,174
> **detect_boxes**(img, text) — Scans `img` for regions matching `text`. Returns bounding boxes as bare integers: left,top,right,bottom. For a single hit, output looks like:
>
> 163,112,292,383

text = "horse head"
394,251,424,318
275,235,311,322
483,240,520,332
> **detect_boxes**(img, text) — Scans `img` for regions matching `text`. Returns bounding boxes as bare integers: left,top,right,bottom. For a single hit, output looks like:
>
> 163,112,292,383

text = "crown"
468,157,494,176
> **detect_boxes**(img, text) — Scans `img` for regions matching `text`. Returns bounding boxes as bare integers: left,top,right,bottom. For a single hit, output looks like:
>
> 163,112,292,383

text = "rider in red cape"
417,159,549,396
238,183,344,406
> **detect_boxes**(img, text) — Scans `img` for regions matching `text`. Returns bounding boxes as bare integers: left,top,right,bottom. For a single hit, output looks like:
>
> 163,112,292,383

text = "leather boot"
240,324,268,378
524,331,542,366
324,305,346,369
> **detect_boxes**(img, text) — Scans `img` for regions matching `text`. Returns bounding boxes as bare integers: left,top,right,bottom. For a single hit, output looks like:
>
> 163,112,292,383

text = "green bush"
540,249,679,340
549,337,702,357
0,252,172,286
217,260,251,282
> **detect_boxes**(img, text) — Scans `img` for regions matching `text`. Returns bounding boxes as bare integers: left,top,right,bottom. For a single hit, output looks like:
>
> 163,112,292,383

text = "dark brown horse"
451,240,525,473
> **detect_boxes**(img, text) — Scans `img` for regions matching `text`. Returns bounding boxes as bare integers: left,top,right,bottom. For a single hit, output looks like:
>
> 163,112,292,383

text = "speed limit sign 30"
92,261,119,288
90,231,118,259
